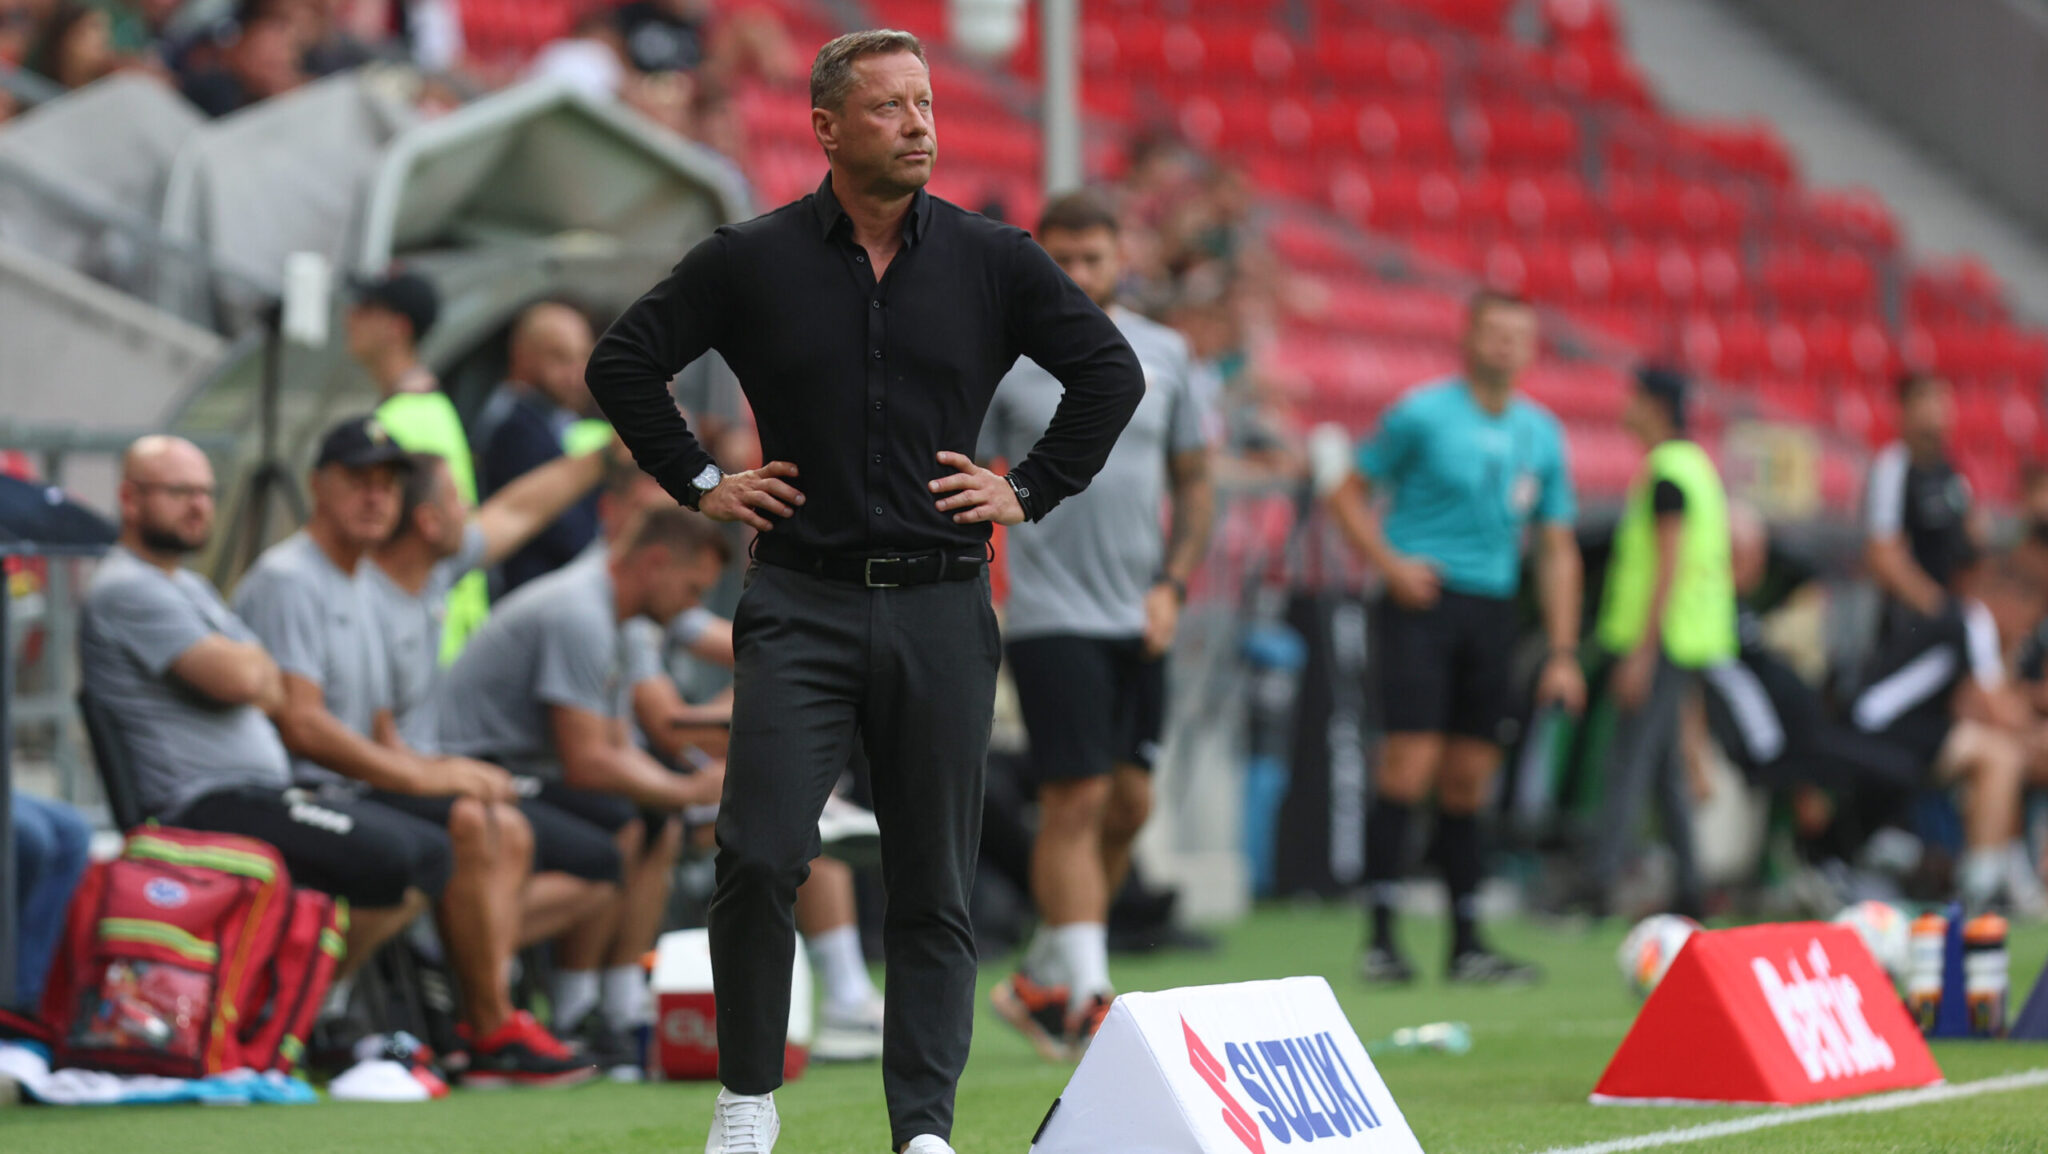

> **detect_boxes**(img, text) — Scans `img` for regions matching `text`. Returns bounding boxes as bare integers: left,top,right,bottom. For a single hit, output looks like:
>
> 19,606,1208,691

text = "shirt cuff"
1006,462,1052,522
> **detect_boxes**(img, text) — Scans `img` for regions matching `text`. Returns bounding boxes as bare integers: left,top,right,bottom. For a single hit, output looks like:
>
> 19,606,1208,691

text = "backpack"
37,826,346,1078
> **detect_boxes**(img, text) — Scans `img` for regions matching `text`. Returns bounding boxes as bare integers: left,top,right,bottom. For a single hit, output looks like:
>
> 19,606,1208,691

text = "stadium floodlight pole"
1041,0,1083,196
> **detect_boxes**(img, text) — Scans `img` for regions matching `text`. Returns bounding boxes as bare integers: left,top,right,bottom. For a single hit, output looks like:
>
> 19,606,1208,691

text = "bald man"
78,436,441,979
474,302,607,594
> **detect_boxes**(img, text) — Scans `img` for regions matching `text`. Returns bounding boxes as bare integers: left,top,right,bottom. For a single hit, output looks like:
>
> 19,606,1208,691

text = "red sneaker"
989,973,1072,1063
1068,993,1115,1059
463,1011,596,1089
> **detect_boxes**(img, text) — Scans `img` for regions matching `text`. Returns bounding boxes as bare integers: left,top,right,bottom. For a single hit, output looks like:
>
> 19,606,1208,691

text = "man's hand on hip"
700,461,804,532
929,451,1025,525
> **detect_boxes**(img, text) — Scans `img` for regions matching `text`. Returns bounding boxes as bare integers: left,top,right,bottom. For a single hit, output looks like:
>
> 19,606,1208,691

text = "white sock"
1022,925,1065,987
1959,847,2005,908
806,926,876,1011
1053,922,1111,1012
601,963,651,1030
553,969,599,1033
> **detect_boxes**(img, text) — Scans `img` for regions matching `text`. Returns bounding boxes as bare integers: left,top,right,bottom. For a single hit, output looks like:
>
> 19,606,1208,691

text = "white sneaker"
812,994,885,1062
817,795,882,867
707,1089,779,1154
901,1137,955,1154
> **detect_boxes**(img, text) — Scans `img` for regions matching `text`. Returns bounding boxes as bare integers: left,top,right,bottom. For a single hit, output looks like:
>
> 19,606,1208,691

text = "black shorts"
516,779,674,863
1008,634,1166,786
176,785,454,908
1376,591,1519,744
366,789,625,885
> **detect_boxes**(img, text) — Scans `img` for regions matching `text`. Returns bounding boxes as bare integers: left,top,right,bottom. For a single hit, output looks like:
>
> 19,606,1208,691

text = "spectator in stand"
614,0,798,86
429,507,727,1074
80,436,445,986
346,269,492,658
299,0,381,76
472,301,604,595
9,790,90,1009
527,6,626,100
91,0,181,62
1,1,42,71
1863,372,1983,636
232,415,592,1086
1578,368,1735,921
178,7,304,116
1846,550,2041,911
26,3,116,88
1325,290,1585,986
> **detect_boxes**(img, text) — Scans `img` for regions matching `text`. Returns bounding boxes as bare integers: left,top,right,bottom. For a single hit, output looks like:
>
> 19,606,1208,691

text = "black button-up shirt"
586,175,1145,554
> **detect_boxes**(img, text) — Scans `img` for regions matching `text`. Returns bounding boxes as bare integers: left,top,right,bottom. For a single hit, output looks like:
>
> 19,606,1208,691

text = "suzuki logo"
1187,1017,1265,1154
1752,939,1896,1083
1185,1017,1381,1148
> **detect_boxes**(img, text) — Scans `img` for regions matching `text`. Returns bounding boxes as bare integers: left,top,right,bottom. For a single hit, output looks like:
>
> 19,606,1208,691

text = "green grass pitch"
5,908,2046,1153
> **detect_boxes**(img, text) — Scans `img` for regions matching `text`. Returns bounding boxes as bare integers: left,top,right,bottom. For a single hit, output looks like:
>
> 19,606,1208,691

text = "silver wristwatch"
683,463,723,510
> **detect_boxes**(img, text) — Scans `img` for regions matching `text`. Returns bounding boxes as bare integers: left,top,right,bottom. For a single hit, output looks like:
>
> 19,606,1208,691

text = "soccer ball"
1617,914,1702,999
1831,900,1909,983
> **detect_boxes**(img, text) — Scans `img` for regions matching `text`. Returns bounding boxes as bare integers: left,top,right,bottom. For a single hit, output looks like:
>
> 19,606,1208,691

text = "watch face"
692,464,723,491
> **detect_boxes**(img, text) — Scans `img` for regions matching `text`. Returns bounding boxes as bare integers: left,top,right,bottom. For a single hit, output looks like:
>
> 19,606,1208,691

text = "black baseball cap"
1634,365,1690,431
352,269,439,340
314,415,414,472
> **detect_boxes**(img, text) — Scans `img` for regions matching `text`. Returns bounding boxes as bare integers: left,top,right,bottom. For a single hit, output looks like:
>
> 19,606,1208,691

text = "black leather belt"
754,537,987,588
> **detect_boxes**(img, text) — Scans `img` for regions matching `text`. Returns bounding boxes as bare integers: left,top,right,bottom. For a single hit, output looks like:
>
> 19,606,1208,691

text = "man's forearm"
1539,528,1583,652
1328,476,1398,571
1163,457,1217,584
476,449,607,565
273,710,424,794
1867,538,1945,614
563,743,710,810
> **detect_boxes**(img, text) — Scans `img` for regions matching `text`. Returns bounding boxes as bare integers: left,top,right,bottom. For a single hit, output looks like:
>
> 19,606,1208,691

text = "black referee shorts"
176,785,454,908
1376,590,1519,744
1007,634,1166,788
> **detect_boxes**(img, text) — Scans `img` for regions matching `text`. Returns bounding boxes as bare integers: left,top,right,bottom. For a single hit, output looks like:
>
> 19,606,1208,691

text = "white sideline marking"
1533,1069,2048,1154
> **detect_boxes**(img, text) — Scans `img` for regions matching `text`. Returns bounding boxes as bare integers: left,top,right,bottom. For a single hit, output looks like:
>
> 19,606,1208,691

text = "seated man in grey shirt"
366,446,628,958
79,435,447,985
233,415,591,1087
431,506,727,1061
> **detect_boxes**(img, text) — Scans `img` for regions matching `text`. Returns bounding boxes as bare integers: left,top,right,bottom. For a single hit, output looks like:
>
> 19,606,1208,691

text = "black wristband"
1157,575,1188,603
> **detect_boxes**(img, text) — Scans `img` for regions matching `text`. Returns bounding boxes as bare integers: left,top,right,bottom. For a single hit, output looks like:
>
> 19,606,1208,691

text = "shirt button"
873,506,884,516
872,350,883,360
872,300,881,309
874,454,883,464
855,254,866,263
874,401,883,410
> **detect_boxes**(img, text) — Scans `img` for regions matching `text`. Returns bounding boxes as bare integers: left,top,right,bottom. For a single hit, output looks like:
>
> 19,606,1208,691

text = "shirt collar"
811,172,933,245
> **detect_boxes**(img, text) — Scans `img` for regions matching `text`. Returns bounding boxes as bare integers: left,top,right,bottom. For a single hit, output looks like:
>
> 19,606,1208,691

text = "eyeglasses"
133,482,217,501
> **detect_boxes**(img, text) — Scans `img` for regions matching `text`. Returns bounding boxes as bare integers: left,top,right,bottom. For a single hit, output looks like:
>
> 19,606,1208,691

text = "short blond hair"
810,29,926,112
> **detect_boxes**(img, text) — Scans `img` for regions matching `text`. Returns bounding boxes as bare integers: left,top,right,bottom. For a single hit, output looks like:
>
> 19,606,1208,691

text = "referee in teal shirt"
1327,290,1586,985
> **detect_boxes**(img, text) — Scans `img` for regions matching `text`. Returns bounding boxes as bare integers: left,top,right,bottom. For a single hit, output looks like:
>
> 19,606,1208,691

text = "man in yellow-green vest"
347,270,491,663
1584,367,1735,920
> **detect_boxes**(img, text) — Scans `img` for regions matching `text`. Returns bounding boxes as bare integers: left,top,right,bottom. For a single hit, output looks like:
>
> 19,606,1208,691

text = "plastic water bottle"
1371,1021,1472,1056
1907,911,1946,1034
1964,913,2010,1038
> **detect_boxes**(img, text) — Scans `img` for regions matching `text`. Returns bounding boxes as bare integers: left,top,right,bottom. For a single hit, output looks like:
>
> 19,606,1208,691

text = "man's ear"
812,106,836,151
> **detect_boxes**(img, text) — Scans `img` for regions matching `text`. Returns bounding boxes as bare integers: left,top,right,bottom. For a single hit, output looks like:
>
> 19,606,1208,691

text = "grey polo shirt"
79,547,293,817
232,531,392,787
429,553,627,778
980,307,1212,640
362,524,488,751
